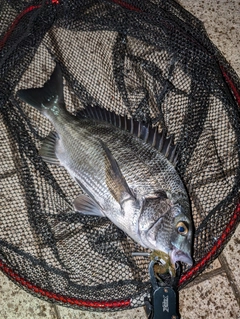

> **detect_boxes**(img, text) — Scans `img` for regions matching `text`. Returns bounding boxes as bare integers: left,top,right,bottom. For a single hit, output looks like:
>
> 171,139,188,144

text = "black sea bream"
17,64,193,266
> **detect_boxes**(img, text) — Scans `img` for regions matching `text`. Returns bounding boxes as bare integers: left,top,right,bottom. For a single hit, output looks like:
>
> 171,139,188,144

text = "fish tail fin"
17,64,65,114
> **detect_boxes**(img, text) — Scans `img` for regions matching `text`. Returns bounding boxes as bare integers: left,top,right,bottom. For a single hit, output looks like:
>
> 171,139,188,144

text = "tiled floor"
0,0,240,318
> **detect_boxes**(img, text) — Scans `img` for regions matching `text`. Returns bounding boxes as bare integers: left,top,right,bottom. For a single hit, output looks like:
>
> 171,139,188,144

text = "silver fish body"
17,64,193,266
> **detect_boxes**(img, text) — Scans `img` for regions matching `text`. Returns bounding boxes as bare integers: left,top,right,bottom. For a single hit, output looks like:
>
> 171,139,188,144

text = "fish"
17,64,193,268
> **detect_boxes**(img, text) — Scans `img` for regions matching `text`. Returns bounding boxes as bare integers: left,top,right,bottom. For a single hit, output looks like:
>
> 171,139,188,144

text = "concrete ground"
0,0,239,318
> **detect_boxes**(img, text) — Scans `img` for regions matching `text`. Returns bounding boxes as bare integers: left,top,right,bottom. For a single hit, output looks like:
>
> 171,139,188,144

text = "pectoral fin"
39,131,61,165
74,194,105,217
145,190,168,200
100,140,134,204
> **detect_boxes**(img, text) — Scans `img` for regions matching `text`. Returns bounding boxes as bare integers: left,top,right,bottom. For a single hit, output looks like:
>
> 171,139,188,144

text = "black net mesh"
0,0,240,311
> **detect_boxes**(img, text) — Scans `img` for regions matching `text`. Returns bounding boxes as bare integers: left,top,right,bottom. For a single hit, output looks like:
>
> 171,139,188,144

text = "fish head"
168,205,193,267
139,195,193,267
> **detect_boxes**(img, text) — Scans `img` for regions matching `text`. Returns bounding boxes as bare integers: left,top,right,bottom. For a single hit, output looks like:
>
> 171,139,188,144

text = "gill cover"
169,208,193,266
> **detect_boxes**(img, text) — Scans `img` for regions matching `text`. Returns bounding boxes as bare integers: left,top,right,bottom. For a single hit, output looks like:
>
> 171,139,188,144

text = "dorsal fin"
77,105,178,166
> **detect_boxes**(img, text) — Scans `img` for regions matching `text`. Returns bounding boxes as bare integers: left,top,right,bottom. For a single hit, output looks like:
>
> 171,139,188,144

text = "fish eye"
177,222,188,236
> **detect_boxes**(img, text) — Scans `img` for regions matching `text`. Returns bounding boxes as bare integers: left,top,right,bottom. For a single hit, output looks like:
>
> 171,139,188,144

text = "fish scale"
59,118,163,197
17,64,193,267
86,122,171,192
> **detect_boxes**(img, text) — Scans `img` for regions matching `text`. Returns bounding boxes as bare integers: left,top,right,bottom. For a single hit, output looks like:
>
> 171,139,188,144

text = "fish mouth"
170,247,193,267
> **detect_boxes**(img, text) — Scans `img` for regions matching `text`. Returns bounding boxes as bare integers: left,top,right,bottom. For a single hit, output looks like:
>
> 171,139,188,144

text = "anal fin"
74,194,105,217
39,131,60,165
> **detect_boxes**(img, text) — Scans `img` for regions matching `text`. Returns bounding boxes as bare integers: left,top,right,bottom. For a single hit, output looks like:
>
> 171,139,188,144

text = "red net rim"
0,1,240,309
0,204,239,308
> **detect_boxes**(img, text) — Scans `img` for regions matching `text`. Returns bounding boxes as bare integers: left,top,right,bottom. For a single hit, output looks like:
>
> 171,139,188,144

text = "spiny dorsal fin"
77,105,178,166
